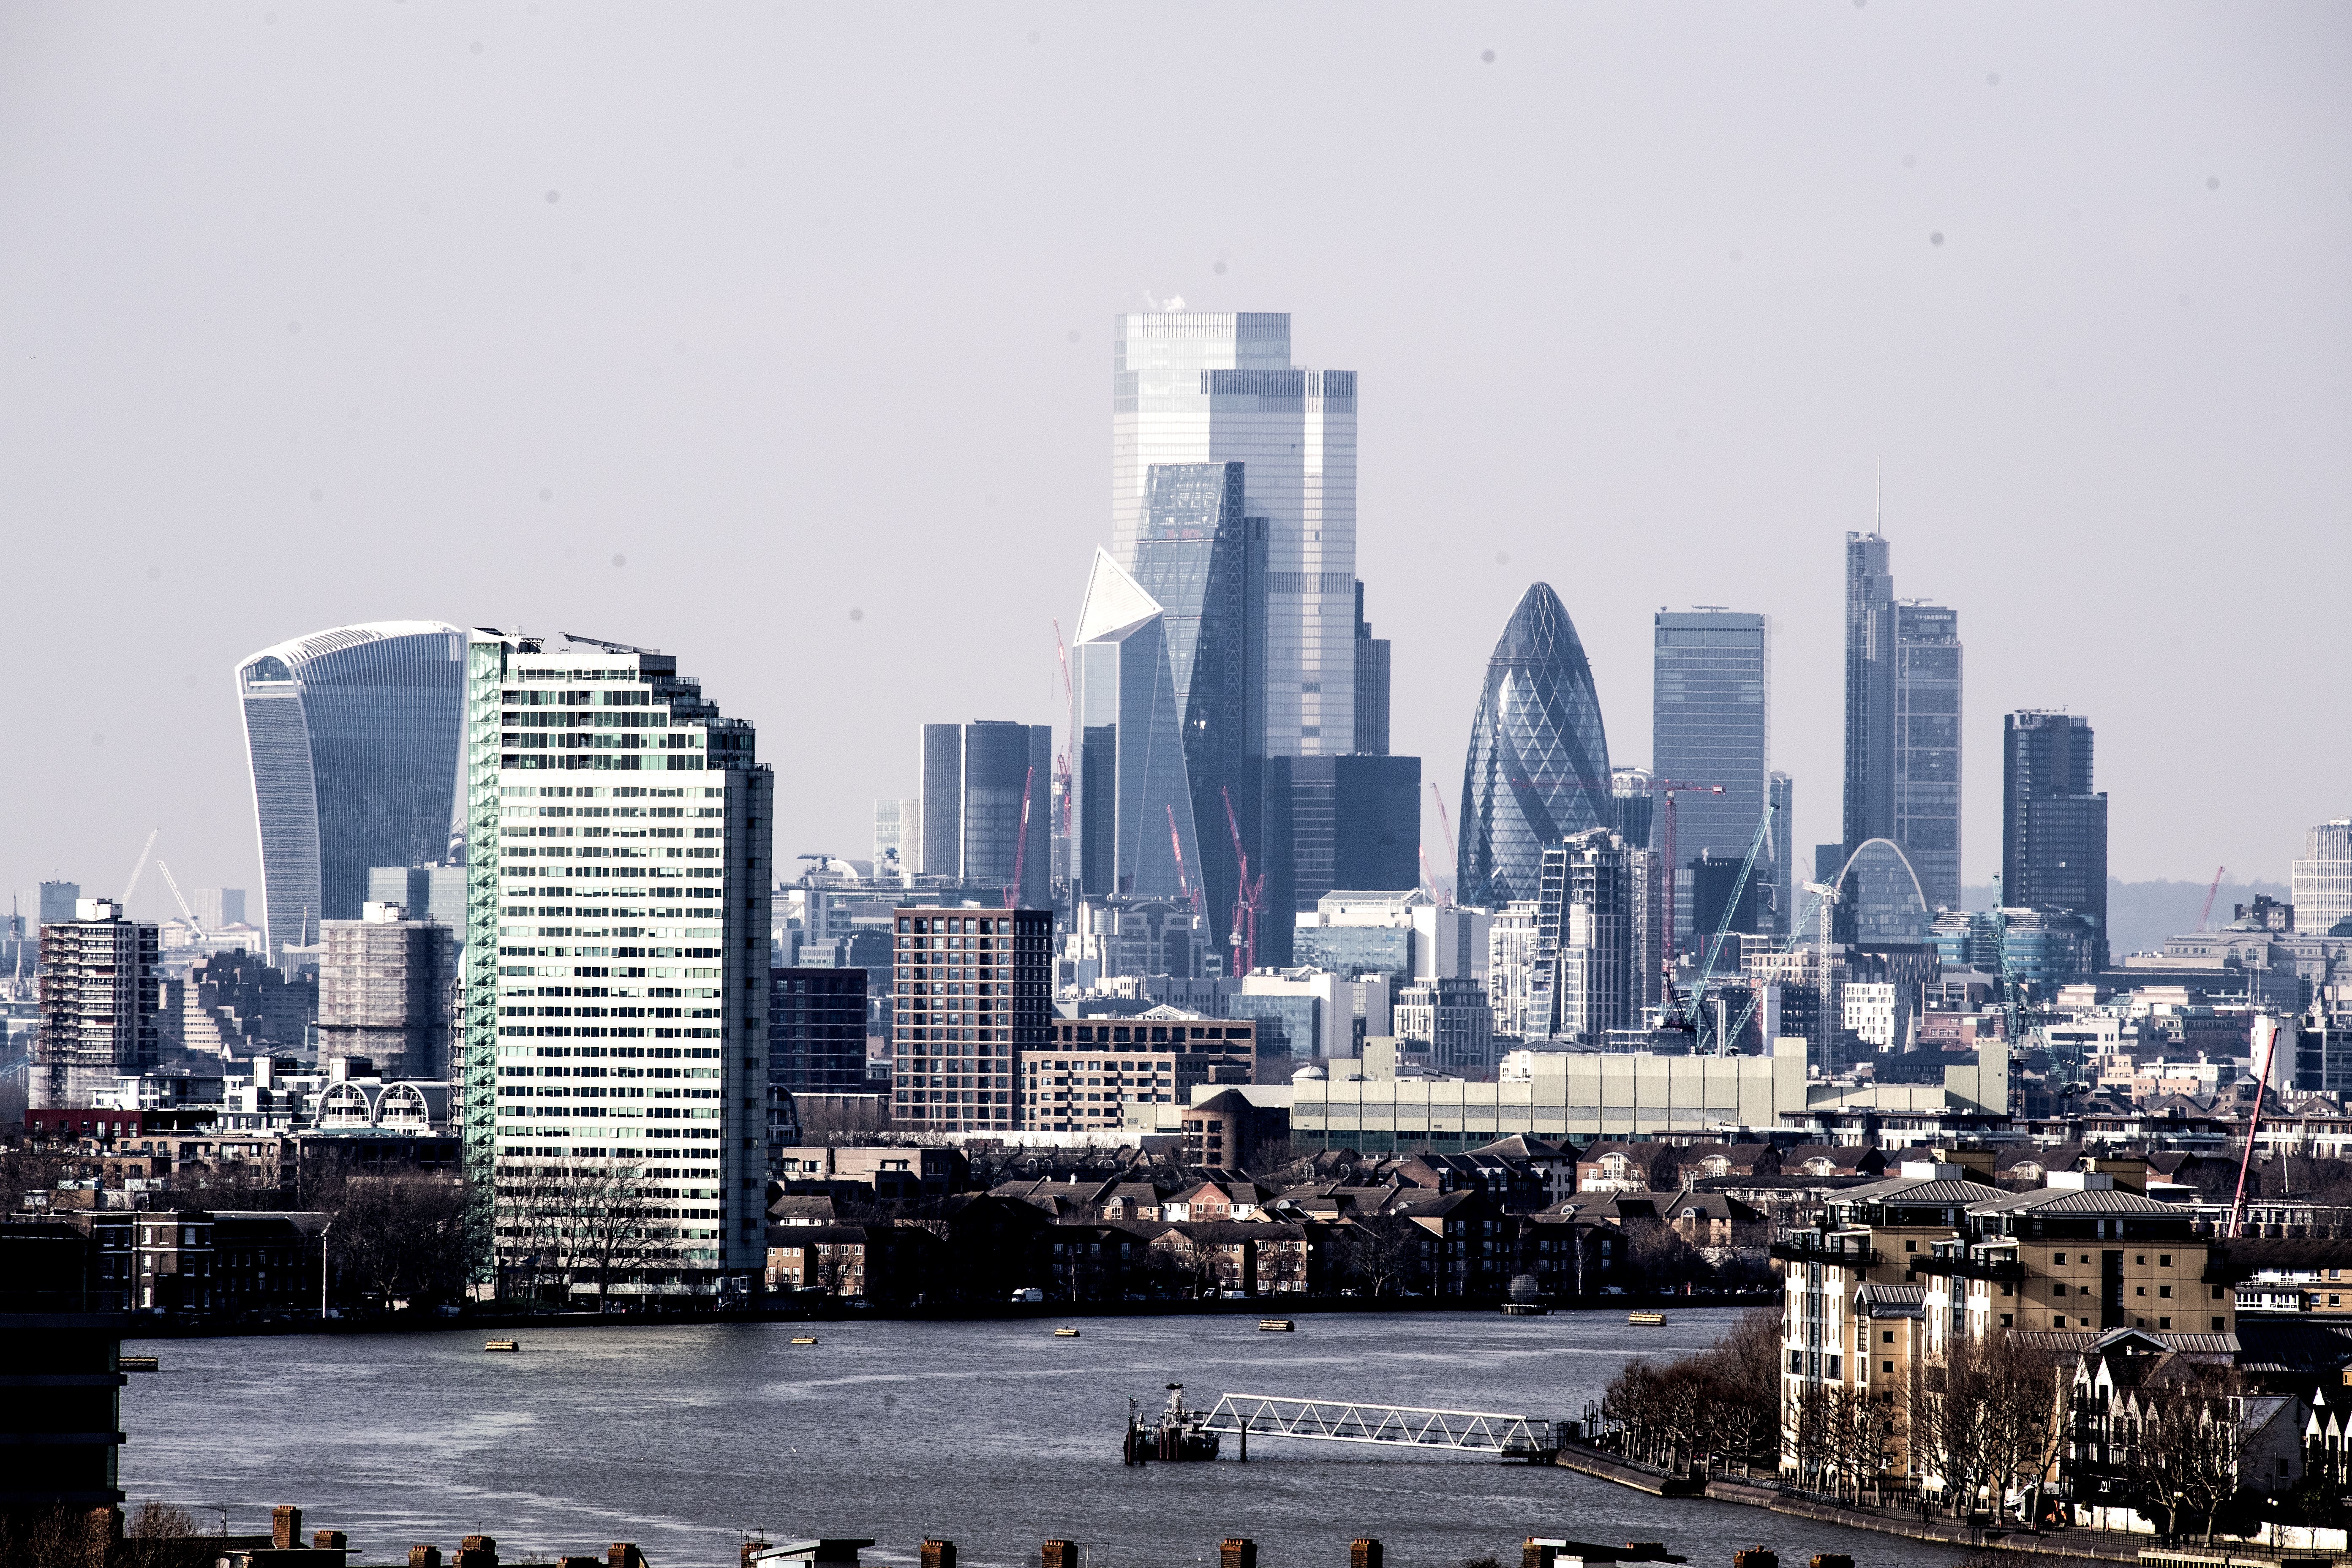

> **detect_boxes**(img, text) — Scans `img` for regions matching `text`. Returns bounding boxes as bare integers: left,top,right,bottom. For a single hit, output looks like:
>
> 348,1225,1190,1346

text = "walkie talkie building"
236,621,466,960
1457,583,1614,910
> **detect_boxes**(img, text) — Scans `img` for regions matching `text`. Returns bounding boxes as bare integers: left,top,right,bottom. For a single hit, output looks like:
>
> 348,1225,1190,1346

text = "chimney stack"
610,1547,645,1568
1222,1540,1257,1568
1041,1541,1078,1568
922,1542,956,1568
457,1535,500,1568
410,1549,444,1568
1352,1542,1383,1568
313,1532,348,1552
272,1508,302,1550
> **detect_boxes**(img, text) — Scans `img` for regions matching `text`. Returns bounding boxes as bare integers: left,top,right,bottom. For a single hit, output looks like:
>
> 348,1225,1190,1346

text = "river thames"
124,1309,1958,1568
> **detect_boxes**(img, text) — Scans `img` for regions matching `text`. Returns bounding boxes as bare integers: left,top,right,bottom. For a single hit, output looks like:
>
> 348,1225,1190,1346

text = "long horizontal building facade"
1288,1037,2009,1151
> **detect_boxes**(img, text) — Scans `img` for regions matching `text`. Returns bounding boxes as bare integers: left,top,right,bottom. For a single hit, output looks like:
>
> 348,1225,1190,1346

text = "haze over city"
2,5,2346,914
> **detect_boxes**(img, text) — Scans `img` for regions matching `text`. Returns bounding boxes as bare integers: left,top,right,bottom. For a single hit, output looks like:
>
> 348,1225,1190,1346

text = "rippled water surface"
124,1310,1959,1568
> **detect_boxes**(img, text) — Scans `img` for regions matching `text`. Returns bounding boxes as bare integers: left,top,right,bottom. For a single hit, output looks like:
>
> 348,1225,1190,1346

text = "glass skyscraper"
2295,821,2352,938
1653,609,1771,940
2003,710,2108,966
1457,583,1614,909
1070,548,1201,904
1112,311,1356,758
918,722,1051,905
237,621,466,961
1129,460,1266,934
1841,535,1962,912
461,631,773,1293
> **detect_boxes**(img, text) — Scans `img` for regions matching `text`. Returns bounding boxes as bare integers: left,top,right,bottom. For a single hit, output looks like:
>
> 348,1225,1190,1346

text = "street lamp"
319,1220,333,1321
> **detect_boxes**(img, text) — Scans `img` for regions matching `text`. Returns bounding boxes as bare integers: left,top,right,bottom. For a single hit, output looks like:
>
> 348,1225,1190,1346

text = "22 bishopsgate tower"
1841,533,1963,914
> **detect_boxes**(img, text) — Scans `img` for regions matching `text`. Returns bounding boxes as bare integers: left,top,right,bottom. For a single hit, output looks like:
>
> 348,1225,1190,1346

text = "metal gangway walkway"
1198,1394,1553,1457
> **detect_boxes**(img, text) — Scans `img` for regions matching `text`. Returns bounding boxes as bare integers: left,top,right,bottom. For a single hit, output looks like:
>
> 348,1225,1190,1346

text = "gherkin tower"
1457,583,1613,908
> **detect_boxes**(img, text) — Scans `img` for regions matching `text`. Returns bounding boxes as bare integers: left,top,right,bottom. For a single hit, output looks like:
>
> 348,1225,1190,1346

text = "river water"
123,1310,1959,1568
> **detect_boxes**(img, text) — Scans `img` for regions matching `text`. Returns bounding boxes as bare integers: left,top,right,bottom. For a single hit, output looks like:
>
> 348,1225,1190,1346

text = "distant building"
873,796,919,882
316,901,457,1079
1894,603,1963,913
1181,1087,1288,1169
768,967,868,1167
1459,583,1613,909
365,866,467,938
919,721,1052,908
1019,1010,1256,1133
1530,829,1637,1045
1486,900,1541,1040
2003,710,2110,969
1395,977,1494,1075
1653,608,1770,943
34,899,160,1109
236,621,466,961
1258,756,1420,957
1768,773,1794,939
1230,969,1389,1062
38,881,81,927
2294,820,2352,938
890,905,1054,1134
1070,549,1201,904
1354,582,1391,757
191,888,247,932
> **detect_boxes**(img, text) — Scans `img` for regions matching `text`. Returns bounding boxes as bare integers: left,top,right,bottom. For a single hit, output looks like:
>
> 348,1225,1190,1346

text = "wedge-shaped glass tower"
1457,584,1614,909
1070,549,1203,904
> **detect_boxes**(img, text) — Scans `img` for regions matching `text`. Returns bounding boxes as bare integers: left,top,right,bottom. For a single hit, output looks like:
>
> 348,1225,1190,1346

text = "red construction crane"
1645,779,1723,977
1002,765,1035,910
1052,621,1076,836
1221,785,1264,978
2198,865,2228,931
1167,804,1203,918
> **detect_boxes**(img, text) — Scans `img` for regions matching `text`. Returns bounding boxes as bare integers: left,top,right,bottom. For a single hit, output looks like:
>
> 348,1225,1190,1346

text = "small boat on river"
1257,1318,1295,1332
483,1339,520,1353
1054,1327,1082,1338
1626,1311,1668,1326
117,1355,160,1372
789,1335,819,1345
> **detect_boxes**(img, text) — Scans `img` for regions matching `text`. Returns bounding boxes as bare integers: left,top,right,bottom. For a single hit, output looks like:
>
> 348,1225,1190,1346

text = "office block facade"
237,621,467,961
873,797,918,882
366,866,467,937
2296,820,2352,938
1259,755,1421,960
1459,583,1614,909
192,888,247,932
1354,582,1391,757
38,881,81,926
2002,710,2109,968
1111,310,1356,758
1769,773,1794,939
1395,977,1494,1075
1843,534,1897,853
1653,609,1771,935
768,966,869,1169
317,901,457,1080
1529,829,1636,1045
1895,603,1963,912
463,631,774,1290
1020,1013,1256,1134
33,899,160,1108
890,906,1054,1133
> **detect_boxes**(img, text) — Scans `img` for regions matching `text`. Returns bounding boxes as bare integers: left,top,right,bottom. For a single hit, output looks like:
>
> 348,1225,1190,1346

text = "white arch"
1829,836,1930,912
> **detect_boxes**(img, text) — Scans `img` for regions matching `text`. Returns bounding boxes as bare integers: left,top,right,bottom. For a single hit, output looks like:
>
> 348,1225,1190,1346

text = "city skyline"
5,8,2346,914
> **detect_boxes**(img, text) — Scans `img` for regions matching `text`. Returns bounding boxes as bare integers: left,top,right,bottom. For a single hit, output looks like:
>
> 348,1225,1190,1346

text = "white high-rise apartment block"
462,632,773,1296
1111,311,1356,757
2294,820,2352,938
1842,980,1900,1052
1486,901,1541,1040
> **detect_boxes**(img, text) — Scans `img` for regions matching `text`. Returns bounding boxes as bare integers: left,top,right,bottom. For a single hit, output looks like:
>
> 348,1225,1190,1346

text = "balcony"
1907,1249,2028,1282
1770,1230,1881,1269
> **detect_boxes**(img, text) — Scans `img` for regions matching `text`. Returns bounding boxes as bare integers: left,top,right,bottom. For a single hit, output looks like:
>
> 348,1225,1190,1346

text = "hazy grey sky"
4,3,2347,922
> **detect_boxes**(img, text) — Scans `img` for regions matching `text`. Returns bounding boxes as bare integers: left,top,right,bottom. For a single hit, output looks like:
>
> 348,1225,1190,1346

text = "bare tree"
495,1156,661,1302
2130,1361,2252,1544
307,1169,473,1309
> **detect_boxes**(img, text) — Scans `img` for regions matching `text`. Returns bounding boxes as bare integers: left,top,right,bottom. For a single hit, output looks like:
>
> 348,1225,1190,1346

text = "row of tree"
1599,1305,1782,1475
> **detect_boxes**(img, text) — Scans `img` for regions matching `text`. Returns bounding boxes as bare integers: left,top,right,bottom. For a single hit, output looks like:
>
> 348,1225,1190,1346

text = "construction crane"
1644,780,1723,977
1683,806,1775,1055
1166,804,1203,918
1221,786,1264,978
1427,783,1456,908
2227,1012,2287,1239
2198,865,2228,931
121,827,159,908
1052,621,1076,837
155,860,207,941
1001,766,1036,911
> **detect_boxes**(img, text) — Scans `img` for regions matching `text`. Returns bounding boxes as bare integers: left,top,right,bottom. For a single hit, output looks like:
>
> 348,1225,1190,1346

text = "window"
2054,1314,2066,1328
1882,1361,1894,1373
2211,1285,2224,1299
2159,1285,2171,1298
2212,1317,2226,1331
1882,1331,1894,1344
2053,1253,2066,1265
2159,1316,2171,1328
1905,1239,1916,1252
2159,1254,2171,1268
2135,1286,2145,1296
2053,1283,2067,1297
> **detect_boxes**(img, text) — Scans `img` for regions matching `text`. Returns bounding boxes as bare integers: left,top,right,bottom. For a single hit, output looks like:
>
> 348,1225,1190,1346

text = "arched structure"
1456,584,1612,908
1827,837,1933,946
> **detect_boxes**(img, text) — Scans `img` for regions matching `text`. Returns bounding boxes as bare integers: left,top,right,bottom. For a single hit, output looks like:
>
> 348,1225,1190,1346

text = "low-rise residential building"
1020,1010,1257,1132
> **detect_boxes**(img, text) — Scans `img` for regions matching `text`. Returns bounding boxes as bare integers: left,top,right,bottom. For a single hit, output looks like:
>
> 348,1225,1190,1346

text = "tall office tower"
1608,767,1661,1009
316,901,457,1079
2002,711,2109,964
1458,583,1613,909
890,906,1054,1133
237,622,466,961
1353,583,1391,757
919,724,963,877
1895,604,1963,912
461,631,773,1291
33,899,160,1108
1111,311,1356,758
1842,534,1897,853
2296,821,2352,937
366,866,467,937
1653,608,1771,942
38,882,81,926
1527,828,1635,1045
1260,757,1421,919
1768,774,1795,939
1070,548,1202,902
1127,460,1268,934
873,798,919,882
768,966,868,1169
191,888,248,932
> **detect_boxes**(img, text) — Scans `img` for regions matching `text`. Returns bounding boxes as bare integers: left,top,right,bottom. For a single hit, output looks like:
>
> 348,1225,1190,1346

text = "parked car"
1010,1287,1044,1303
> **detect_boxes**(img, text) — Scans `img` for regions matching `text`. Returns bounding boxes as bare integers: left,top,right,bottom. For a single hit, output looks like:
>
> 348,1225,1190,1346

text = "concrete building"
1842,980,1900,1052
890,905,1055,1134
768,966,869,1169
316,901,457,1080
1486,900,1541,1040
1394,977,1494,1075
1530,828,1637,1045
38,881,81,927
191,888,247,932
2294,820,2352,939
236,621,466,961
873,796,919,882
365,866,467,939
1230,968,1389,1062
463,629,775,1291
1019,1008,1255,1133
33,899,161,1110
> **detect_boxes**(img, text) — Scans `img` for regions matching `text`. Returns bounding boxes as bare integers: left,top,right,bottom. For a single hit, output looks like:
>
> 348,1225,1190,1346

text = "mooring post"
1239,1415,1248,1464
